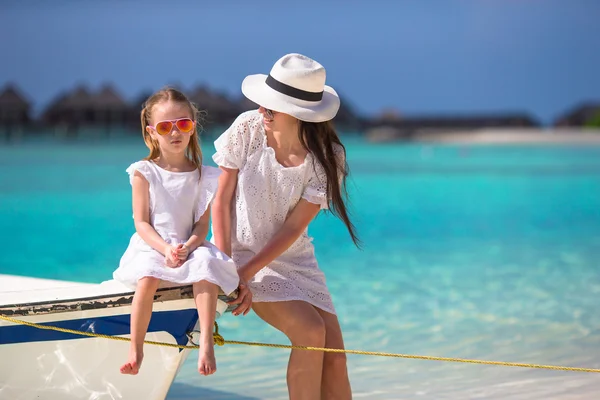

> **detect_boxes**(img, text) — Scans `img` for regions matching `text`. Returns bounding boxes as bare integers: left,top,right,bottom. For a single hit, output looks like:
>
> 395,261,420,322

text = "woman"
212,53,359,400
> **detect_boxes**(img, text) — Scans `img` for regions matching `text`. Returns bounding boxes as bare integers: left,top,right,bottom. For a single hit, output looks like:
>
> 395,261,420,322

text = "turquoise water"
1,139,600,399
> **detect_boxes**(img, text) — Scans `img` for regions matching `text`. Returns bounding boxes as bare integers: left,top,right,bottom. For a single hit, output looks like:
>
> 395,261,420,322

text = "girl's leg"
253,301,326,400
192,279,219,376
316,308,352,400
120,276,160,375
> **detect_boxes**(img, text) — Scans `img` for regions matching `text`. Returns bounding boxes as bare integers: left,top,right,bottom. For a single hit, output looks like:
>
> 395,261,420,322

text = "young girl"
212,53,358,399
112,87,240,377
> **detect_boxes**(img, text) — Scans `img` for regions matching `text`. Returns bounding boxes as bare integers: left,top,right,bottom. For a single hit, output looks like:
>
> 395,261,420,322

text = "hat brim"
241,74,340,123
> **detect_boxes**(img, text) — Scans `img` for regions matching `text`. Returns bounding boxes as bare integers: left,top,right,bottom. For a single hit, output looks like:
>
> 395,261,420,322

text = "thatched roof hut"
0,84,31,125
188,85,240,127
42,85,94,128
89,84,129,126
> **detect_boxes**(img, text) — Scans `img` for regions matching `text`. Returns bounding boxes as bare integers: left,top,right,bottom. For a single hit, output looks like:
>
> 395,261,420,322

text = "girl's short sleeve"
194,165,222,223
213,110,260,170
125,160,155,218
125,161,153,185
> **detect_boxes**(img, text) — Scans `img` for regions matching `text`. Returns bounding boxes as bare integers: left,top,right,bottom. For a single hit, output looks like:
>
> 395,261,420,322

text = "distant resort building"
364,109,542,141
553,102,600,128
41,84,132,137
0,84,31,139
42,85,94,137
1,81,599,141
187,85,244,130
90,84,131,128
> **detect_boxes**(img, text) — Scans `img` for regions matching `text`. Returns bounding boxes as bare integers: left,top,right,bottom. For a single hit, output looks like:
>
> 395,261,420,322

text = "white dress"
113,161,239,296
211,110,344,314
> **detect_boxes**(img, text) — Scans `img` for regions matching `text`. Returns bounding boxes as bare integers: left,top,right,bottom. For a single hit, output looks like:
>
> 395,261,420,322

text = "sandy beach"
366,128,600,145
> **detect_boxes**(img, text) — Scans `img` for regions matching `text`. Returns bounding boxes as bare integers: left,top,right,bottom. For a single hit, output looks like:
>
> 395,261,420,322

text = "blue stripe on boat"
0,309,199,348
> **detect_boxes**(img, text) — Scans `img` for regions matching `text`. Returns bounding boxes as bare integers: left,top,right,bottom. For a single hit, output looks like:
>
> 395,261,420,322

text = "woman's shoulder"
332,142,346,157
233,109,263,126
310,144,346,170
305,143,347,186
228,109,263,137
223,109,262,135
213,110,264,169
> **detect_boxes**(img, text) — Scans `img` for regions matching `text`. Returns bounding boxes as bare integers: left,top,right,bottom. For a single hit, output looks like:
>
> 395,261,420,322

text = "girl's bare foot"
120,350,143,375
198,343,216,376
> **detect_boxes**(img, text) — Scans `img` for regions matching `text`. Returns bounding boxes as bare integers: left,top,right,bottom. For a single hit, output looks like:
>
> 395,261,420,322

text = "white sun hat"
241,53,341,123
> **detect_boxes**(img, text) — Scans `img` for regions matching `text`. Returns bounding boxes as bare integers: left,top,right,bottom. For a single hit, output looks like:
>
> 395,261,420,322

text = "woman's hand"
228,279,252,316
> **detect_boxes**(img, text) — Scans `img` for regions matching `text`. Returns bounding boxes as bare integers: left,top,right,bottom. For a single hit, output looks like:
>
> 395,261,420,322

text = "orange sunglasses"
149,118,195,135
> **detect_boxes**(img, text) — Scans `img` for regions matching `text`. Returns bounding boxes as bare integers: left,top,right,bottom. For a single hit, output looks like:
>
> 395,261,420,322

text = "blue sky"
1,0,598,124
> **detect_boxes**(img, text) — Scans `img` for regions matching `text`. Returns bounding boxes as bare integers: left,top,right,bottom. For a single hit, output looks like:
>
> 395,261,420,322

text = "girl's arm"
211,166,239,257
184,205,211,252
237,199,321,282
131,170,171,255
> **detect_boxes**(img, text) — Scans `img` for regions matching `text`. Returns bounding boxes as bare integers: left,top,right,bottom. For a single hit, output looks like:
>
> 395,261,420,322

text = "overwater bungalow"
188,85,241,130
89,84,130,131
42,85,94,137
0,84,31,139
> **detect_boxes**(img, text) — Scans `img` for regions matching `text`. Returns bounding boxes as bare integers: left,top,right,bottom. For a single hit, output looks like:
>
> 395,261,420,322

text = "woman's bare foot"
198,343,216,376
120,350,143,375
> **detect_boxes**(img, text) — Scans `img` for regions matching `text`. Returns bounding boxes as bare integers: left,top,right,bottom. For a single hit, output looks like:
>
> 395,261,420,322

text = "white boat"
0,274,234,400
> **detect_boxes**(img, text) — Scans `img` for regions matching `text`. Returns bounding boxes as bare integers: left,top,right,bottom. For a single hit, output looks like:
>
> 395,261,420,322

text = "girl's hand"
164,245,180,268
176,244,189,265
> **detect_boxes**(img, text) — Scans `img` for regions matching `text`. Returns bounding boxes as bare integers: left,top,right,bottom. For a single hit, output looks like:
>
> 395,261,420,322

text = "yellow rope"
1,314,599,373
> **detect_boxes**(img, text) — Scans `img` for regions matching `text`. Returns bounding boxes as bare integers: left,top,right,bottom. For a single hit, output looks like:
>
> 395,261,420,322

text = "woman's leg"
253,301,327,400
193,280,219,376
316,308,352,400
120,276,160,375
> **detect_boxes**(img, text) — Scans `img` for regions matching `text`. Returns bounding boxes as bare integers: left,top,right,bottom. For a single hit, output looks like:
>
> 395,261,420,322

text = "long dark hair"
299,120,361,247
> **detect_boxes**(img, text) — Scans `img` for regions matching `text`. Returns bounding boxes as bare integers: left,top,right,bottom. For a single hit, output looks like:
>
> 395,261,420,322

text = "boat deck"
0,274,236,316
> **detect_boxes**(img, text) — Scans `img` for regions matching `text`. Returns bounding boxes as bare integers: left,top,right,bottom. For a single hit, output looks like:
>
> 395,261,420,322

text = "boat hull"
0,276,233,400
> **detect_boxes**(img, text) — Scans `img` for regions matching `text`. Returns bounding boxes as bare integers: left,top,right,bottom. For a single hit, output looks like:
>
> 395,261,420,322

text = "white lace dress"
113,161,239,296
211,110,344,314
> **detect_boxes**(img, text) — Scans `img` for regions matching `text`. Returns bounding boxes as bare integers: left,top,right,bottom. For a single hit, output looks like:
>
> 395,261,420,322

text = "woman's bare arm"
211,166,238,256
